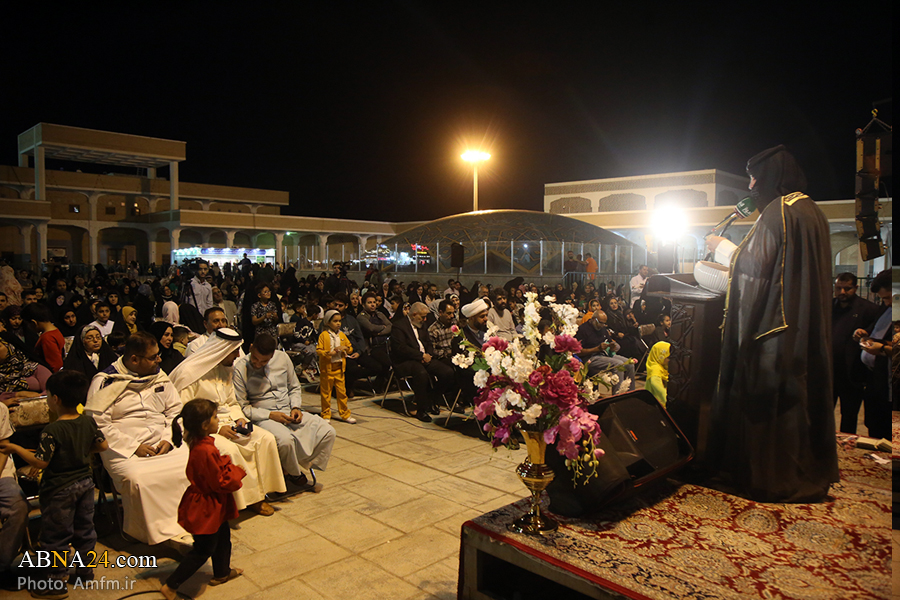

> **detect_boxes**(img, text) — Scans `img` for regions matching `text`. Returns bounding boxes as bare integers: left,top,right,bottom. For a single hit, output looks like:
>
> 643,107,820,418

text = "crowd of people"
0,245,895,595
0,255,674,595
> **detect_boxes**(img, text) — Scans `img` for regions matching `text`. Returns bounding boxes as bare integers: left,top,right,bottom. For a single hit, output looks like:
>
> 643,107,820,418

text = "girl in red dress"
161,399,246,600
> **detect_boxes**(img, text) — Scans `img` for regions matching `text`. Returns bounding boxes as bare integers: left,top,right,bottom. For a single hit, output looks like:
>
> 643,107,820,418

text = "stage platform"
459,434,892,600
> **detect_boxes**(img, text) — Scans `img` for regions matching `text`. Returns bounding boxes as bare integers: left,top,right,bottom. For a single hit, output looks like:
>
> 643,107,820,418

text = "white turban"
461,298,489,318
169,327,243,392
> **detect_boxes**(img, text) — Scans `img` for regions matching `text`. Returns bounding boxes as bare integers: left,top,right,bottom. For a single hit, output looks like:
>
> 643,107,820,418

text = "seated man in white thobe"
169,328,285,515
233,333,334,492
185,307,231,356
85,332,189,545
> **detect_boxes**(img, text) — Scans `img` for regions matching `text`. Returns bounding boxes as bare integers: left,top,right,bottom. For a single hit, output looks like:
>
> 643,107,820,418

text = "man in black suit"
390,302,454,422
831,272,884,433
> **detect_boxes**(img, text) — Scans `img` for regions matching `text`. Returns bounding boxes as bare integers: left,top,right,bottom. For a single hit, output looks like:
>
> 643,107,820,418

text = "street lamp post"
461,150,490,212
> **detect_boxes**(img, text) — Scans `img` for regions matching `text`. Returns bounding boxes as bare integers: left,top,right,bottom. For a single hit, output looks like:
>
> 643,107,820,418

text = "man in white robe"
185,307,230,356
85,332,189,545
170,328,285,514
233,333,334,491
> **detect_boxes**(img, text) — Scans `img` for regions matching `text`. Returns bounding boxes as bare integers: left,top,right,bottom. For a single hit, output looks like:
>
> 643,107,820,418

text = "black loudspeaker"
545,390,693,518
450,243,464,268
855,131,888,260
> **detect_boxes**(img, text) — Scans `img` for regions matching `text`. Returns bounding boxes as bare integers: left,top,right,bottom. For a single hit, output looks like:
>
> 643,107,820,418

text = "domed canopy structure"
383,210,634,247
376,210,640,279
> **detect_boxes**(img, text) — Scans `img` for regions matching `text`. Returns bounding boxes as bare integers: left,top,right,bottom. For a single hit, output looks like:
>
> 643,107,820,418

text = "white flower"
501,389,525,409
486,321,500,338
544,295,555,303
524,291,537,303
494,401,511,419
522,404,543,424
617,378,631,393
485,347,504,375
452,352,475,368
543,331,556,348
473,370,489,388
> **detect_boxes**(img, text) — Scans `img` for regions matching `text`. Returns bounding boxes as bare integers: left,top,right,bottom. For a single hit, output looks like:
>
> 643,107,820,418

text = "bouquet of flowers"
453,292,631,482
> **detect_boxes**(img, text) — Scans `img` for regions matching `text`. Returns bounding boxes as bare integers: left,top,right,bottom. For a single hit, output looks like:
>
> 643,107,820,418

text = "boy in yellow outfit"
316,310,357,424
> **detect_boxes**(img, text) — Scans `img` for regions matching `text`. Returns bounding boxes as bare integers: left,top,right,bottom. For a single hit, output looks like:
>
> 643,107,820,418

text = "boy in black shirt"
2,369,107,597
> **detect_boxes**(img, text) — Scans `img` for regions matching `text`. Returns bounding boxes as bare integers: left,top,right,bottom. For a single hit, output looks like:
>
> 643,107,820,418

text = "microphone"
709,196,756,235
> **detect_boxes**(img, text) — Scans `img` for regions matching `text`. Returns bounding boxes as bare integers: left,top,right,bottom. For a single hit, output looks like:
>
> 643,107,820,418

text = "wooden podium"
644,273,725,463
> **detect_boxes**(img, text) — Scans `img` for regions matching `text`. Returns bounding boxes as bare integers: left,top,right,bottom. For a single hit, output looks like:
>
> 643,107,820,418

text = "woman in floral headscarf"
0,337,50,396
0,265,22,306
645,341,670,408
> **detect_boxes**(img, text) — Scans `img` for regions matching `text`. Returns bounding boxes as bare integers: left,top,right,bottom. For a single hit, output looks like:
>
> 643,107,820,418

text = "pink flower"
543,425,559,445
474,398,495,420
492,425,511,447
450,324,459,333
528,370,545,387
553,335,582,354
554,415,581,459
565,357,582,373
541,370,579,407
482,337,509,353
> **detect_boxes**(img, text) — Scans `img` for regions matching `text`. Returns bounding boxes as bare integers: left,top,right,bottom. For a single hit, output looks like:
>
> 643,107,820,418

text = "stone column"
170,228,182,257
200,230,211,248
318,235,329,266
201,200,212,211
275,232,285,266
35,222,48,273
88,224,100,267
225,230,237,249
88,193,102,221
18,223,33,266
169,161,180,211
34,146,46,202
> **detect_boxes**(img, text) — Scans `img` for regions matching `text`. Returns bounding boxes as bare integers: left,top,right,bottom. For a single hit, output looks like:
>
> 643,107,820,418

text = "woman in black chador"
705,145,839,503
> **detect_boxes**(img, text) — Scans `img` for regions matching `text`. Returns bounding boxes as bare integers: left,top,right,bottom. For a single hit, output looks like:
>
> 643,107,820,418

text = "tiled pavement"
12,389,531,599
9,388,894,599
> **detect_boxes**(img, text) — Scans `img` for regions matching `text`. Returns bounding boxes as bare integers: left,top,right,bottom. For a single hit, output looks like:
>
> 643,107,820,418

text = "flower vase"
508,430,558,534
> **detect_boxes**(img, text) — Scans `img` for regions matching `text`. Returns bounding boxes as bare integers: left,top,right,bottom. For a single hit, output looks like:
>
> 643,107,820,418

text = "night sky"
2,3,892,222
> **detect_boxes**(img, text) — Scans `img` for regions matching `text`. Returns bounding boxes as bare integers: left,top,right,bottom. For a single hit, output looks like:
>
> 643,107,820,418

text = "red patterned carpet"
891,411,899,460
465,434,891,600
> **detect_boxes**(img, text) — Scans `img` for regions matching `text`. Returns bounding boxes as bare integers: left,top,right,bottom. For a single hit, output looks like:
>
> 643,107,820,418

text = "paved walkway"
21,389,530,599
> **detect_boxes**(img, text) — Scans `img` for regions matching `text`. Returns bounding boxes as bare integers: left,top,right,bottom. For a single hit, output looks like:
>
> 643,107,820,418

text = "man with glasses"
390,302,454,422
85,332,190,545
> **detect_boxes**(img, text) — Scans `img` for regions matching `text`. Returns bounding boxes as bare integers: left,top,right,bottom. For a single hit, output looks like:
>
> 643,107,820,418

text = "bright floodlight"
461,150,490,162
651,205,687,243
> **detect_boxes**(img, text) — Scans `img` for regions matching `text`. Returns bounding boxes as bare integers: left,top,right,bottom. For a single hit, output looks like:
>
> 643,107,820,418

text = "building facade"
0,124,416,272
545,170,893,279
